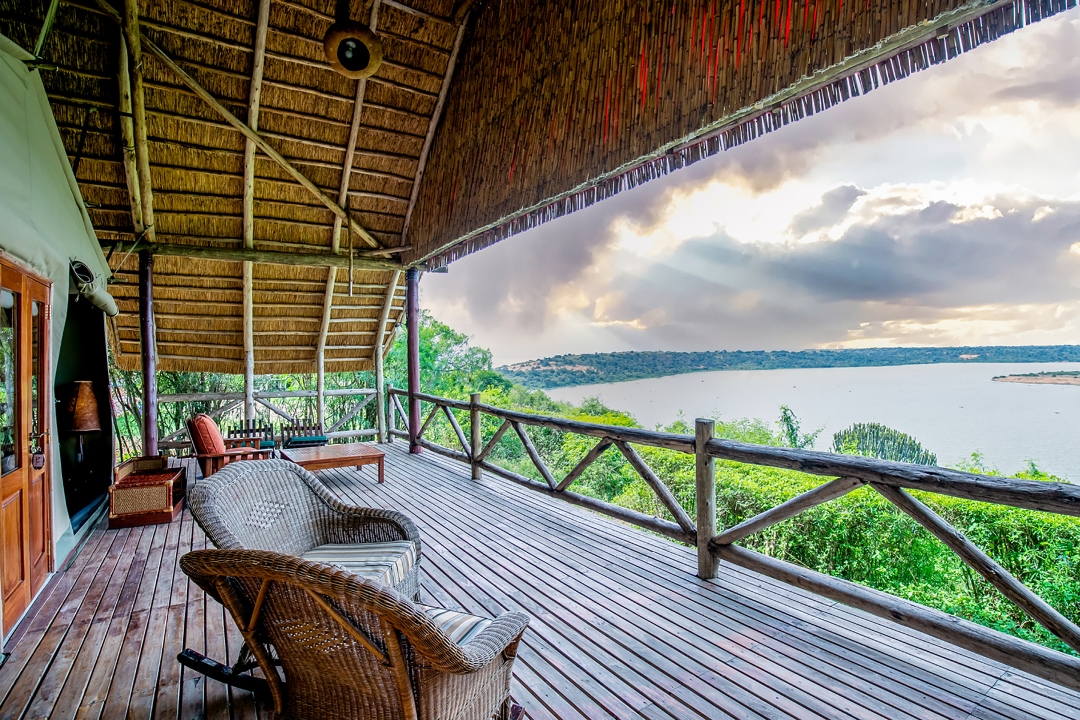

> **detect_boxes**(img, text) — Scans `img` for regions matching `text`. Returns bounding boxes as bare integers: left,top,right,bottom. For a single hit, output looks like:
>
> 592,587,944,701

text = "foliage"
832,422,938,465
497,345,1080,388
106,314,1080,657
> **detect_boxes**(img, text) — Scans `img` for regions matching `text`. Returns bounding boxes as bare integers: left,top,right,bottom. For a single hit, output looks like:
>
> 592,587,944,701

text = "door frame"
0,254,53,637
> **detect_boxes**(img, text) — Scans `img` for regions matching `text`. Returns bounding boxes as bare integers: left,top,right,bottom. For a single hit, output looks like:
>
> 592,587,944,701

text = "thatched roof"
0,0,1070,373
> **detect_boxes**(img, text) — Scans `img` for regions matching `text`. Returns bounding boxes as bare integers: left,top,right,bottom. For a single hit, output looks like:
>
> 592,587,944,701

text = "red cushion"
190,414,226,455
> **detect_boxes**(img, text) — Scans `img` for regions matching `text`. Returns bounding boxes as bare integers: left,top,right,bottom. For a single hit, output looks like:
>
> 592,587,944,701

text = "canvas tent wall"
0,33,117,564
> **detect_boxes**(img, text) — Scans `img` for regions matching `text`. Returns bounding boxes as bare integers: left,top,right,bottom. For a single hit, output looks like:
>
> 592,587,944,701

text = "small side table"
109,456,185,528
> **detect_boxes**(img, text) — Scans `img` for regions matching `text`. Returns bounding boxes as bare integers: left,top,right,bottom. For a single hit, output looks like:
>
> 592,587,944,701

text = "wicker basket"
109,456,185,528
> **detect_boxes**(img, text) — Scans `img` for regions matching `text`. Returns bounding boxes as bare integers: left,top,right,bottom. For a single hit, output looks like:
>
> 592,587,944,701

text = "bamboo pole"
89,0,383,251
695,418,717,579
116,34,143,237
122,0,155,243
242,0,271,251
99,241,404,270
316,266,336,427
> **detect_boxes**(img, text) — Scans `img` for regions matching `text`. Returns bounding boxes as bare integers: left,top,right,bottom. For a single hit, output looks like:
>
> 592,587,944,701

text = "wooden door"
27,279,51,598
0,260,52,636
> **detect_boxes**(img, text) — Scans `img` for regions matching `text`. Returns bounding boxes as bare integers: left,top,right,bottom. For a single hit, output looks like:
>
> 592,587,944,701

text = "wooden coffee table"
281,442,385,483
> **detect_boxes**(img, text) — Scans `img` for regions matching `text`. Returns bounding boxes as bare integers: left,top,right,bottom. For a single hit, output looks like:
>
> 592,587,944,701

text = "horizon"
494,342,1080,367
423,10,1080,367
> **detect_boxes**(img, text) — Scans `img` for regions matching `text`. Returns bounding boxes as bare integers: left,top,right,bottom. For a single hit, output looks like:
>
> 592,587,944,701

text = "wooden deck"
2,444,1079,719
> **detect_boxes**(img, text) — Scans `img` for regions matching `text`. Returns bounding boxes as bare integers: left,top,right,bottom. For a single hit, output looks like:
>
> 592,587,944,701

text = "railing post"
470,392,481,479
387,385,395,443
695,418,718,579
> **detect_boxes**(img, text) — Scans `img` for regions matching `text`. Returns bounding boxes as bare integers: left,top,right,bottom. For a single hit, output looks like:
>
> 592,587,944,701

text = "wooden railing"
388,387,1080,692
157,388,378,451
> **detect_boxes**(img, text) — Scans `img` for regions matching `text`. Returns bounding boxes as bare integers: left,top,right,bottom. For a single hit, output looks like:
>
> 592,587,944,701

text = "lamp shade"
68,381,101,433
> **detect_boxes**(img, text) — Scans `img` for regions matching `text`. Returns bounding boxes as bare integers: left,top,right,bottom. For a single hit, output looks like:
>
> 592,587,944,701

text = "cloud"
789,185,867,236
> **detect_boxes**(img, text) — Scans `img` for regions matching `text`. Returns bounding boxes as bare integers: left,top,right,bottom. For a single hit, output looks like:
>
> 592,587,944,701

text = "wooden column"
243,261,254,423
374,270,401,444
470,392,481,479
386,384,395,443
695,418,717,579
405,267,421,454
139,249,158,456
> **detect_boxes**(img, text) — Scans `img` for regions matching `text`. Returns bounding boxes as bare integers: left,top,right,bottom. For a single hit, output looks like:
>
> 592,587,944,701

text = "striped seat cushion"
419,605,492,646
301,541,416,588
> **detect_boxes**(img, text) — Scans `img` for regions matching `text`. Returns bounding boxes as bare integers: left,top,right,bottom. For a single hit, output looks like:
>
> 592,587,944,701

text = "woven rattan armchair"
188,459,422,599
180,549,529,720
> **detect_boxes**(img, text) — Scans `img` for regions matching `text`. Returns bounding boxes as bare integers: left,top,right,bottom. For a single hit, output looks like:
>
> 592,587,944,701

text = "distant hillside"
498,346,1080,388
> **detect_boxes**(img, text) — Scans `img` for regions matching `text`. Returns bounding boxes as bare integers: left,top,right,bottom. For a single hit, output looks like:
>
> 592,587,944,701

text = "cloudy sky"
423,11,1080,365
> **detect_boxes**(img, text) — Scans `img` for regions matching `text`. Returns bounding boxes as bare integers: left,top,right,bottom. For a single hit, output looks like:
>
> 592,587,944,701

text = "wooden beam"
374,269,401,443
242,0,271,250
91,0,383,251
556,438,612,492
712,543,1080,694
100,241,404,270
873,483,1080,654
122,0,155,243
711,476,864,548
116,34,143,238
400,18,468,241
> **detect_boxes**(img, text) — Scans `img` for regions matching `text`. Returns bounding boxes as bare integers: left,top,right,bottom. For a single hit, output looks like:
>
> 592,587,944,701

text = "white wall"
0,33,115,564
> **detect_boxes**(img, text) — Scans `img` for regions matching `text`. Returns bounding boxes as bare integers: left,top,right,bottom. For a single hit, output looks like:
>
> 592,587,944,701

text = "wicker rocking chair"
180,549,529,720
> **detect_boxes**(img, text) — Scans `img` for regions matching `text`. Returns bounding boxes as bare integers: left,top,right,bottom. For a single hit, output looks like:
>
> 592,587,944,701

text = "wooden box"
109,456,185,528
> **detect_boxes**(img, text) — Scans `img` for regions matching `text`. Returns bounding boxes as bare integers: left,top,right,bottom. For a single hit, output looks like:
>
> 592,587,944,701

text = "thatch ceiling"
0,0,1070,374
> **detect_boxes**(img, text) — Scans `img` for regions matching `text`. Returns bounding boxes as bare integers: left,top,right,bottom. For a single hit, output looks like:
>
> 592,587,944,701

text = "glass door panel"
0,288,18,477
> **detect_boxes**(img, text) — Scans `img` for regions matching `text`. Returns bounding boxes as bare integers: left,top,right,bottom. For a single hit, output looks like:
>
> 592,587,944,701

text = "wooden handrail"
703,438,1080,517
393,388,1080,693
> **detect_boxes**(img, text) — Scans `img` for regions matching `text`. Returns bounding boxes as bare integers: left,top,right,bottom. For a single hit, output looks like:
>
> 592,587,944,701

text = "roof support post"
374,270,401,443
122,0,155,243
316,266,335,429
243,261,254,423
405,267,421,454
139,249,158,456
241,0,270,426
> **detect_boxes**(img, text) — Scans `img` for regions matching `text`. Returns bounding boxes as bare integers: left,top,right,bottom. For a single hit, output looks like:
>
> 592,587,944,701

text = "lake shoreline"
992,374,1080,386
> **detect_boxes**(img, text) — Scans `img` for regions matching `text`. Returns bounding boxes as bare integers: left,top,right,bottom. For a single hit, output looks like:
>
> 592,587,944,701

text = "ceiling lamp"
324,20,383,79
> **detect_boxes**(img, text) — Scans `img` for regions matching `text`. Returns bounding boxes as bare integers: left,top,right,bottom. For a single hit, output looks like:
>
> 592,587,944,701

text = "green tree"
832,423,937,465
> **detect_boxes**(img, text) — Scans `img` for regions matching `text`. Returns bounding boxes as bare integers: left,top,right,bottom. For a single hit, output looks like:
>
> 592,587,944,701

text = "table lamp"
68,381,100,463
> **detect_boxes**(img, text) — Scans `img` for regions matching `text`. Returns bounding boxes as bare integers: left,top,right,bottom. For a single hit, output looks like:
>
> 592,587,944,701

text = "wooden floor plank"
2,445,1078,720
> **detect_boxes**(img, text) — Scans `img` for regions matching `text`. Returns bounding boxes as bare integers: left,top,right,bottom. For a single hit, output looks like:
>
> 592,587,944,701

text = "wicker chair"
180,549,529,720
187,459,422,599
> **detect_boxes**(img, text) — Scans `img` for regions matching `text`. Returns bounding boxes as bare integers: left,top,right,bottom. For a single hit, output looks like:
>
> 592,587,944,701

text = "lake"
547,362,1080,481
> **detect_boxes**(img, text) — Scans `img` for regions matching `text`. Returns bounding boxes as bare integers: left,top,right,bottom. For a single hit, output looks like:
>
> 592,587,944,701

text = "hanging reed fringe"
414,0,1076,269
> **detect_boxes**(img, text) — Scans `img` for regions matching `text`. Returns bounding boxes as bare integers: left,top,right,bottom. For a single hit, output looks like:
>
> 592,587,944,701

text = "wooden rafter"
93,0,382,251
116,34,143,238
99,241,403,270
400,15,468,241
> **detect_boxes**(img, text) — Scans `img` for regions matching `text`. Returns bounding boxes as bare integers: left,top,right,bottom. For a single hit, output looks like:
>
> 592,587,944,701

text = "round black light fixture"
324,20,383,79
